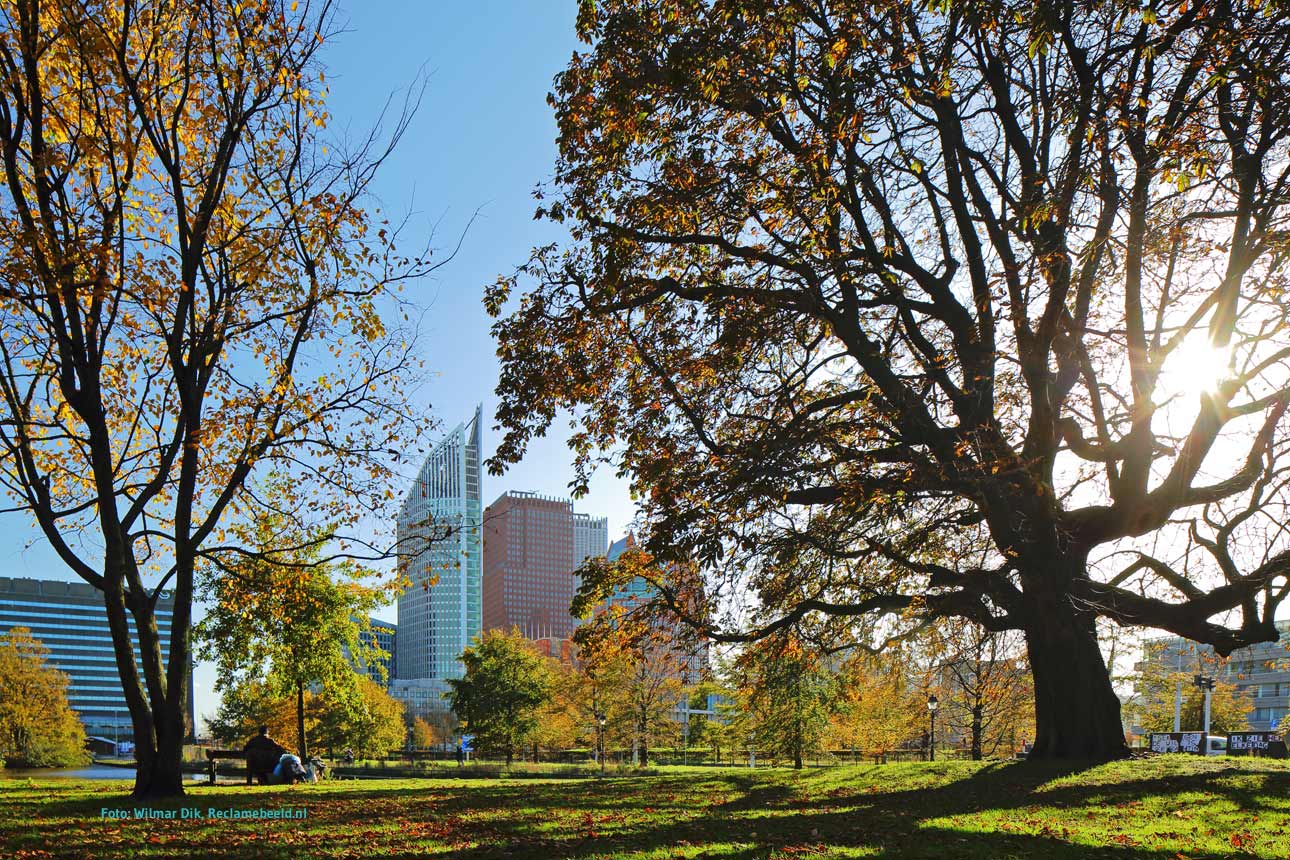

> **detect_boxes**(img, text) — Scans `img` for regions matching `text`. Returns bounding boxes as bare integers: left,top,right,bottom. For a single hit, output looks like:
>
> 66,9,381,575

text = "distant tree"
208,676,403,758
0,628,89,768
409,716,436,750
447,629,553,766
196,497,390,759
533,659,589,758
490,0,1290,762
828,651,922,760
313,677,406,758
206,680,297,747
934,625,1036,759
734,635,834,769
573,548,703,766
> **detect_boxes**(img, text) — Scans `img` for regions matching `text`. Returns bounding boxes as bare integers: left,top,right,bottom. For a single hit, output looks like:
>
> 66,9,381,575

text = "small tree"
206,680,298,747
0,628,89,768
734,635,834,769
447,629,552,766
409,716,436,750
934,625,1036,759
197,501,389,759
313,677,406,758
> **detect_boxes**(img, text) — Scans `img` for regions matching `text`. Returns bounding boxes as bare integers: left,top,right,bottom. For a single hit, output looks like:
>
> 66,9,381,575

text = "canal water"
2,764,204,781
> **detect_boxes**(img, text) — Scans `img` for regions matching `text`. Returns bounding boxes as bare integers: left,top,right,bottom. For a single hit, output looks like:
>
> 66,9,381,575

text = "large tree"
0,0,430,795
489,0,1290,759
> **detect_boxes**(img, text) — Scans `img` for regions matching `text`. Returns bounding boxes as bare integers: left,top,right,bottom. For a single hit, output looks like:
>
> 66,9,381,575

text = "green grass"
2,756,1288,858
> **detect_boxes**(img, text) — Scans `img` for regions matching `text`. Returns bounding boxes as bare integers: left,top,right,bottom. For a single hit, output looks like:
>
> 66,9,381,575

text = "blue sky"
0,1,638,726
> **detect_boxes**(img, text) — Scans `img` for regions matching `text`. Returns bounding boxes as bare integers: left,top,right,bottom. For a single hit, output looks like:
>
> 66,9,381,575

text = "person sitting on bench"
243,726,287,785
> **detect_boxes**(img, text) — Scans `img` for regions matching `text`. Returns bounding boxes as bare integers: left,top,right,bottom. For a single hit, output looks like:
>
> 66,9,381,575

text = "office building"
602,533,655,612
394,406,483,710
0,576,194,740
573,512,609,566
349,618,396,687
1135,623,1290,731
482,491,578,639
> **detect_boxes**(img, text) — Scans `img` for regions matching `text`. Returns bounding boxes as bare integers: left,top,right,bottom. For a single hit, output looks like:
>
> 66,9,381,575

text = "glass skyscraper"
393,405,482,710
0,576,193,741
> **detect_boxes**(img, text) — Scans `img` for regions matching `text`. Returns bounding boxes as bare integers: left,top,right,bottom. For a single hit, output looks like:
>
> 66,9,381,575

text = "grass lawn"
2,756,1288,858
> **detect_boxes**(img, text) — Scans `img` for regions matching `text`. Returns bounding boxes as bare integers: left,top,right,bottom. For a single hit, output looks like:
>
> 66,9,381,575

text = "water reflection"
1,764,203,781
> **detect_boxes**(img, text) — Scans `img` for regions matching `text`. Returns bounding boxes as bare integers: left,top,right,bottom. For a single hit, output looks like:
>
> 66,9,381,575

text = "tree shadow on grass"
5,760,1288,859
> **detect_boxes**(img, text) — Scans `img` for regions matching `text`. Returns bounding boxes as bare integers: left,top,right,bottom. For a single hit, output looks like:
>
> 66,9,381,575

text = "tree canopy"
490,0,1290,759
0,0,432,796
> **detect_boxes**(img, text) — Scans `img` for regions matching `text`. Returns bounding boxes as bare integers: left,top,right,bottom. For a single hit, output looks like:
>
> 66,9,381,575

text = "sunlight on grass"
4,758,1290,858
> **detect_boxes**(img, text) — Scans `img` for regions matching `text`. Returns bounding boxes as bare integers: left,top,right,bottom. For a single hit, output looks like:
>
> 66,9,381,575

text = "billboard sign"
1149,732,1205,754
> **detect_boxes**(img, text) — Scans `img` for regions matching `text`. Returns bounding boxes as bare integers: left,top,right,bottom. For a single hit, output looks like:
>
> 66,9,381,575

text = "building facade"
573,512,609,566
350,618,396,687
1136,623,1290,732
602,534,655,612
0,576,194,740
482,491,578,639
394,406,483,710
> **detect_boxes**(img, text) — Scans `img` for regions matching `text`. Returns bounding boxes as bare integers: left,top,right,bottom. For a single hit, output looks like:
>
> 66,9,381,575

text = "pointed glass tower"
394,406,483,701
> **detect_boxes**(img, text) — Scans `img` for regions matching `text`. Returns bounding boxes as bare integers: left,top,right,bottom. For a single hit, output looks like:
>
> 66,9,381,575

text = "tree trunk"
971,702,983,761
1024,574,1127,759
296,682,308,758
506,743,514,767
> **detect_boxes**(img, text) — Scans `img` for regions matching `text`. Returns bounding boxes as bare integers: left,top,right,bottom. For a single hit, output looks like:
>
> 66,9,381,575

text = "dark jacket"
244,734,286,780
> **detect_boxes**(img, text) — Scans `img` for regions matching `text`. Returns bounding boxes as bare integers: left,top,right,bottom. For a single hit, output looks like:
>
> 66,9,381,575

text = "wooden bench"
205,749,256,785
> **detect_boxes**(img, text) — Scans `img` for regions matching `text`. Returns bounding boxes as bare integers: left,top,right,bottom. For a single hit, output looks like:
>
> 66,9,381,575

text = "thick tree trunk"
131,709,186,798
1024,576,1127,759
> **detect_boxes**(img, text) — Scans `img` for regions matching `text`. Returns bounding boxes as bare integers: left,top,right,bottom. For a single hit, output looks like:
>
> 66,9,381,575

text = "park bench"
205,749,254,785
205,747,283,785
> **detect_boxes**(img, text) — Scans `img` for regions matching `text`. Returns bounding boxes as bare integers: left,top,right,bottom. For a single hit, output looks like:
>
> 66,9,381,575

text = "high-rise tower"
393,406,482,709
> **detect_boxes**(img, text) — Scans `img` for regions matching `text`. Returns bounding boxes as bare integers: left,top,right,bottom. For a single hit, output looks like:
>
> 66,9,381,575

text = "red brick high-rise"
482,492,581,639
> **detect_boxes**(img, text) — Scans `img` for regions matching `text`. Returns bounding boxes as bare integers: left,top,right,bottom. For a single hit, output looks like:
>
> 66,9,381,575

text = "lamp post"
1193,675,1216,733
927,695,939,762
680,680,690,767
595,711,606,775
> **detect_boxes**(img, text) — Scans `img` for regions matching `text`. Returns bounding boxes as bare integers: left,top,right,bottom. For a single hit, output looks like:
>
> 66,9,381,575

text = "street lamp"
927,695,939,762
1193,674,1216,733
595,711,606,775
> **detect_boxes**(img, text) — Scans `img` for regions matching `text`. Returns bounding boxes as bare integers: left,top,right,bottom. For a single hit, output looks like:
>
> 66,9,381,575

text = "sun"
1159,337,1231,400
